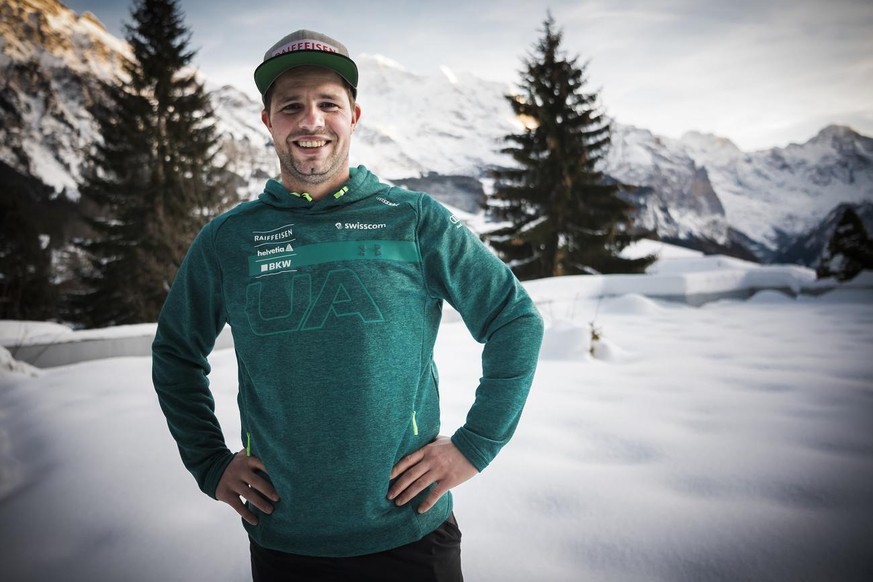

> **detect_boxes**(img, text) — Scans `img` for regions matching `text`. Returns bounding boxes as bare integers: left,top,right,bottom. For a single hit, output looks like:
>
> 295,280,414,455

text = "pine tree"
0,175,56,321
71,0,237,327
484,15,655,280
816,206,873,281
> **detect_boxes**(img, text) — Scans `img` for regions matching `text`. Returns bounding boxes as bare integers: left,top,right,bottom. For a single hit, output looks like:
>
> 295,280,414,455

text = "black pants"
250,514,463,582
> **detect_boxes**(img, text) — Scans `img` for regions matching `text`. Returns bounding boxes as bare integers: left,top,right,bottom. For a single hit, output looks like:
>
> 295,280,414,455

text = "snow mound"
598,293,664,316
0,346,41,378
590,337,633,362
539,321,590,361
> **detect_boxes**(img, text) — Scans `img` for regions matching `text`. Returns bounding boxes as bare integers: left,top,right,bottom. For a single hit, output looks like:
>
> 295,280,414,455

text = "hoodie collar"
258,166,383,211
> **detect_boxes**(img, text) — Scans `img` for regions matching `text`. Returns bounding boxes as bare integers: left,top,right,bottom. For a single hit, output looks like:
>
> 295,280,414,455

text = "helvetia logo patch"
257,243,294,257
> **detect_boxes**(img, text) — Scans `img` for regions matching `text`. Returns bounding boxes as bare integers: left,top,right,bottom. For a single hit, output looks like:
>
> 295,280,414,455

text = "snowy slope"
1,250,872,582
207,83,279,192
0,0,131,195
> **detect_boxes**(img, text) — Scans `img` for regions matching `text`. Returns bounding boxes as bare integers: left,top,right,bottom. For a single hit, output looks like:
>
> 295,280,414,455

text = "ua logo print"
245,268,384,335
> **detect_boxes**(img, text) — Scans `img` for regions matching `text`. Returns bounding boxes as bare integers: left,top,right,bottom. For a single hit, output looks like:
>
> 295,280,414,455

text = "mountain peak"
80,11,109,33
808,124,862,146
792,124,873,162
679,130,742,153
1,0,131,78
358,53,407,72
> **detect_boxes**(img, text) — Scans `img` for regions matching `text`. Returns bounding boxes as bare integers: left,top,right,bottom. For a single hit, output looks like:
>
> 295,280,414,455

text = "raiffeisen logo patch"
336,222,386,230
253,224,294,244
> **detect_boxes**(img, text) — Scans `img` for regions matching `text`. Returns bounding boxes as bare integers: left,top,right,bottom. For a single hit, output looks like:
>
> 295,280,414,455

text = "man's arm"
153,224,281,524
152,224,238,499
389,194,544,512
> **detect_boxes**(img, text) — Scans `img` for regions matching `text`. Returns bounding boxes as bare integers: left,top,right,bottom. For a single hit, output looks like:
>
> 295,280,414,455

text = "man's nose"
299,104,324,131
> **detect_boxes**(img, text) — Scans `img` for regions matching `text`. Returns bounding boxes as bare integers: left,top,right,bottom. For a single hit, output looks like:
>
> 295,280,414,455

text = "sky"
60,0,873,150
2,241,872,581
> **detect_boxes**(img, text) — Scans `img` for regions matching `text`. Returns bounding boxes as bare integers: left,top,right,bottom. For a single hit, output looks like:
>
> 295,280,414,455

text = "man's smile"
295,139,329,148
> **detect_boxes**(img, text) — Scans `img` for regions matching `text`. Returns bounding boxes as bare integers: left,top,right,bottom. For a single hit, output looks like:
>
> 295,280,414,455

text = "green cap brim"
254,51,359,97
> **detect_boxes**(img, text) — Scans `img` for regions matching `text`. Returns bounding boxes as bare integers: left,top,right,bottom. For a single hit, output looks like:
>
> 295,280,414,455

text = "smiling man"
262,65,359,193
152,29,544,582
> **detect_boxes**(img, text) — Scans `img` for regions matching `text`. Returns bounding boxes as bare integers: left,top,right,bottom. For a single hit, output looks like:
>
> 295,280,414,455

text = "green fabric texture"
152,166,543,557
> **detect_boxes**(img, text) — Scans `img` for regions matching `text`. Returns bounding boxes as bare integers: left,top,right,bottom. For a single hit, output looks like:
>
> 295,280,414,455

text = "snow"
350,54,517,179
440,65,459,85
0,321,80,349
1,246,872,582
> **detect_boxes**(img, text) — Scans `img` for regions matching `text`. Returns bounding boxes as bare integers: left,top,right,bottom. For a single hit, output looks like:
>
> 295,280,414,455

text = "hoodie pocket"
409,362,440,438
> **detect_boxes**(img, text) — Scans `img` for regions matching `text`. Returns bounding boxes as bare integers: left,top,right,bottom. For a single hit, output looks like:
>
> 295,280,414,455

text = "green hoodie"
152,166,543,557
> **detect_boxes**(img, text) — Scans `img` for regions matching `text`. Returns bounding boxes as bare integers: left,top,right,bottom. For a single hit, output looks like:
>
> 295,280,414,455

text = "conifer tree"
484,15,654,279
0,181,55,321
71,0,236,327
816,206,873,281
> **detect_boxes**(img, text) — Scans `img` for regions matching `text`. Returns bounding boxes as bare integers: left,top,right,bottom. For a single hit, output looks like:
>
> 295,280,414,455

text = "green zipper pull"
246,432,252,457
411,411,419,436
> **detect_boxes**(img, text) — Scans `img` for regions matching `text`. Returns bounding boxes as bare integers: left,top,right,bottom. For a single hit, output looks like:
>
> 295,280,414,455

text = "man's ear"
351,104,362,132
261,109,271,129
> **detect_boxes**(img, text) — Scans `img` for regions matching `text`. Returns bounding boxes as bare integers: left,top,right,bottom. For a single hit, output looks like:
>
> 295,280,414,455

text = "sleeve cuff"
450,428,499,473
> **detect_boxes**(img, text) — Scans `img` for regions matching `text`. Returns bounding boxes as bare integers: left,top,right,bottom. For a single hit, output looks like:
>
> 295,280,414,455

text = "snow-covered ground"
1,242,872,581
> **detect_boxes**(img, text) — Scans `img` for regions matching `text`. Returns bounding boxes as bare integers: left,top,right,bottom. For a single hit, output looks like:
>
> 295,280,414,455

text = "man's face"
261,67,361,195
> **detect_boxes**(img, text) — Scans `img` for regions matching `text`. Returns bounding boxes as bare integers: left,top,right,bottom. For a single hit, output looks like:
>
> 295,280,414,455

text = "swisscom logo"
335,222,386,230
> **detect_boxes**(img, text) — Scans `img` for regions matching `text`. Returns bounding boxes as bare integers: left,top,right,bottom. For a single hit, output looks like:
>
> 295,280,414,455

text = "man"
152,29,543,581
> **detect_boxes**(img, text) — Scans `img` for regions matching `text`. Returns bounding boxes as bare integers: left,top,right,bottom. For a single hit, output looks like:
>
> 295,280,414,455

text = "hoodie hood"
258,165,389,212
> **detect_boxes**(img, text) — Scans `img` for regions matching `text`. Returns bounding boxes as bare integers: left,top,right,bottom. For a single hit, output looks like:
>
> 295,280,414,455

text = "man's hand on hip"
388,436,479,514
215,450,280,526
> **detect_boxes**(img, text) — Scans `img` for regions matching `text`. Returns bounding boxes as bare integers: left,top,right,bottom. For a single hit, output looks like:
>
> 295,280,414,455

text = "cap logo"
271,40,341,58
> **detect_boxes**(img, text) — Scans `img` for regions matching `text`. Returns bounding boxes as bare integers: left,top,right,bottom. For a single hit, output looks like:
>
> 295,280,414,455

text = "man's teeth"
298,140,327,148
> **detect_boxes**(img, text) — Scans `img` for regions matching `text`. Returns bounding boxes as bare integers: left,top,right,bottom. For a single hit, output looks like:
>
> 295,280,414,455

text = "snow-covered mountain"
606,125,732,247
351,54,519,178
0,0,131,196
675,126,873,259
3,0,872,267
605,124,873,260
